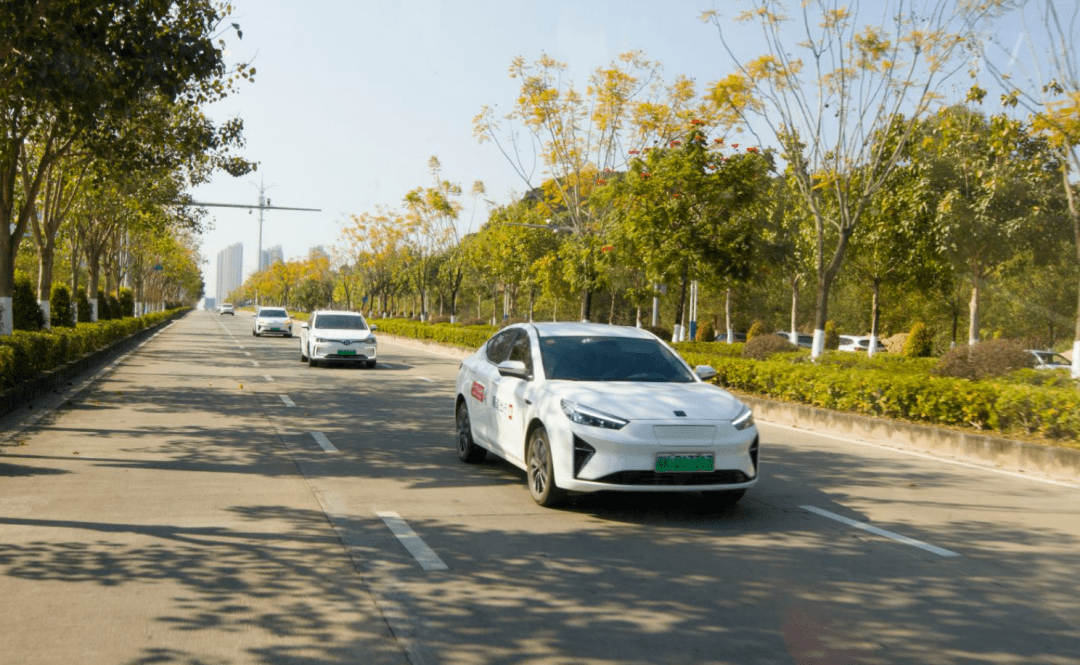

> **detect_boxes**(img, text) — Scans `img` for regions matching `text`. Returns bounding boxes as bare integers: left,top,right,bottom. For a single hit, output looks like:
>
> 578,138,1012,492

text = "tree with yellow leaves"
702,0,1003,357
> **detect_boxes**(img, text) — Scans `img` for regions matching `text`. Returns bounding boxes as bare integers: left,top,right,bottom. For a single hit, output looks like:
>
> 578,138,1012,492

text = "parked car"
1028,349,1071,370
774,331,814,348
454,322,759,507
219,303,234,315
837,335,886,353
299,310,378,368
715,331,747,343
252,307,293,337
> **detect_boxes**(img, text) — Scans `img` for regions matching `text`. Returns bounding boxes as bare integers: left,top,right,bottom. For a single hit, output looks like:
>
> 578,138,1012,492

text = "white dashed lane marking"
377,511,449,571
264,374,274,382
802,506,960,558
311,431,338,452
280,395,296,407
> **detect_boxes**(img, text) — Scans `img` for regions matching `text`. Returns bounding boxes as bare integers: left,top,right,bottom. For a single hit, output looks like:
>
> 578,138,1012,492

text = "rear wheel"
527,427,564,507
456,402,486,463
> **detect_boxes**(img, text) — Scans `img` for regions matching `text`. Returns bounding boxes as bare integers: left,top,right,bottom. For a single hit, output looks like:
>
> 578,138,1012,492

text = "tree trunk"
968,273,981,347
868,277,881,357
789,275,799,345
672,261,689,342
725,287,734,344
580,288,592,322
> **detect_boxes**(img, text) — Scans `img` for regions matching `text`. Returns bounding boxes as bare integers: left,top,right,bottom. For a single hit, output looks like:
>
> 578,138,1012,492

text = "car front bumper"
255,322,292,335
551,420,759,493
310,341,377,363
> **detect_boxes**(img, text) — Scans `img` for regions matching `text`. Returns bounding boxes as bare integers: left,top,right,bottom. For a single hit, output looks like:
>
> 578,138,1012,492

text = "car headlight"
561,400,628,430
732,406,755,431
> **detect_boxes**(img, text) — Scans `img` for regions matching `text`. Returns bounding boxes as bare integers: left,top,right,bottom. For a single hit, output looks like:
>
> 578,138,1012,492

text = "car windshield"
1036,352,1069,365
259,309,287,318
315,315,367,330
538,335,696,382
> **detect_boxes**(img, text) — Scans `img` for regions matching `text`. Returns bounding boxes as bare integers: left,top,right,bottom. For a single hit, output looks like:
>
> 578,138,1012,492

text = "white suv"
299,310,378,368
253,307,293,337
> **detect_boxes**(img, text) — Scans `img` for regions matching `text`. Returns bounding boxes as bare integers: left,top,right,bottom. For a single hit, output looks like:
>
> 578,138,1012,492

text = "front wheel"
527,427,564,507
366,359,376,369
300,342,307,362
456,402,486,463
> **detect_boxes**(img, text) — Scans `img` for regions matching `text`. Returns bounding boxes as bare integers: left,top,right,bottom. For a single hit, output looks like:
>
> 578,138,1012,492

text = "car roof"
312,310,364,316
519,322,658,339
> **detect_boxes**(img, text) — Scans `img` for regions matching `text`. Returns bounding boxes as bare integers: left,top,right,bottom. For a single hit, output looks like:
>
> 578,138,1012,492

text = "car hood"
545,381,746,421
311,327,374,341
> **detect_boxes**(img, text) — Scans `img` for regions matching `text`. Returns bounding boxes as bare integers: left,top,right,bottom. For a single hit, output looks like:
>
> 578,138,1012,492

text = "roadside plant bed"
0,308,189,392
675,347,1080,444
370,318,496,350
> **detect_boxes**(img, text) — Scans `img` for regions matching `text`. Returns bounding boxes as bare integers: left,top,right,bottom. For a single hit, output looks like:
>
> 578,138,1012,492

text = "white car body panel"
456,322,759,496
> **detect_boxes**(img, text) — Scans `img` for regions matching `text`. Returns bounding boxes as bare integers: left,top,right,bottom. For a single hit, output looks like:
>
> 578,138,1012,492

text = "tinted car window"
485,329,517,364
259,309,287,318
539,335,695,382
314,315,368,330
507,330,534,376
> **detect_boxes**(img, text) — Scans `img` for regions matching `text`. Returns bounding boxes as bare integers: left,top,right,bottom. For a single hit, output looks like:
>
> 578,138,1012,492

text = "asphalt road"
1,310,1079,664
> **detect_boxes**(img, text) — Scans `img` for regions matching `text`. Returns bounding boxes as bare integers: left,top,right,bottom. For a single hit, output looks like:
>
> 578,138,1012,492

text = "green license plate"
337,349,356,356
656,454,714,473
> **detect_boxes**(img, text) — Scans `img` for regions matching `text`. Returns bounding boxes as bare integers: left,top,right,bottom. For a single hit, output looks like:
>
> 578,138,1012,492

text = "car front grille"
593,470,751,486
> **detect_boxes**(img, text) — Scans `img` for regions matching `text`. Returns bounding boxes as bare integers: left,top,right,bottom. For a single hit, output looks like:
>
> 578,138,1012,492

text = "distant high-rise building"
309,245,329,261
216,243,243,304
260,245,283,271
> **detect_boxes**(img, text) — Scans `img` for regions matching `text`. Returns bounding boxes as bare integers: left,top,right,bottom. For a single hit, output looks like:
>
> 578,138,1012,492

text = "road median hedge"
361,321,1080,444
0,308,188,392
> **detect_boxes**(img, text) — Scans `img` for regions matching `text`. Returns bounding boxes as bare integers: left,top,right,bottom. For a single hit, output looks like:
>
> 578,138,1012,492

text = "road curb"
738,393,1080,482
0,314,182,419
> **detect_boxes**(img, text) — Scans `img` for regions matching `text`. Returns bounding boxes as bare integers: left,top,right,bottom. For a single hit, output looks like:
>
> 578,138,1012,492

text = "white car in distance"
454,322,759,507
299,310,378,368
253,307,293,337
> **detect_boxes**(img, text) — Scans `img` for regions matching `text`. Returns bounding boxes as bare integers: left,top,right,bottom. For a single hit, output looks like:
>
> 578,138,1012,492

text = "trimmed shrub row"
0,308,188,392
371,318,497,350
676,348,1080,443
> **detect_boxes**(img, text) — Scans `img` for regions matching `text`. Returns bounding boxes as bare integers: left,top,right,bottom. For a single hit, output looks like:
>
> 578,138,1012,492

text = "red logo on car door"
470,381,486,402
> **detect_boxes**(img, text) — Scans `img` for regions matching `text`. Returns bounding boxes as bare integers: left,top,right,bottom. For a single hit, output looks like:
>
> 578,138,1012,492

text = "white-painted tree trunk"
811,329,826,358
1073,340,1080,380
0,297,12,335
90,298,99,322
38,299,51,329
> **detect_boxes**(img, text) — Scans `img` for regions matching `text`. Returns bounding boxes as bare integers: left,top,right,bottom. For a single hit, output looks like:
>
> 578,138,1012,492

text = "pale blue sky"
193,0,1036,295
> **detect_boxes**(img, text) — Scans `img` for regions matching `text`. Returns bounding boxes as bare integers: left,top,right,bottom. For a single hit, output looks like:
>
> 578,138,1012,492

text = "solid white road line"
376,511,449,571
279,395,296,407
311,431,338,452
263,374,274,382
801,505,960,558
762,421,1080,489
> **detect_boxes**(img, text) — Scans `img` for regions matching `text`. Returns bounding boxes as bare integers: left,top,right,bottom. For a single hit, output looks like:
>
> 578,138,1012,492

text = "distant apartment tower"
309,245,329,261
216,242,243,304
260,245,284,270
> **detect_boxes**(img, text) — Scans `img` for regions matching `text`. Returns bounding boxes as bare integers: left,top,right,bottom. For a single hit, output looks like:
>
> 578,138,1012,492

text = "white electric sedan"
299,310,378,368
454,322,759,507
252,307,293,337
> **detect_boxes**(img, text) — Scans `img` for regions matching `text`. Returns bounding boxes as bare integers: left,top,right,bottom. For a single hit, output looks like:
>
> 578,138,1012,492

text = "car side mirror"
497,359,530,379
300,322,309,330
370,324,378,331
694,365,717,381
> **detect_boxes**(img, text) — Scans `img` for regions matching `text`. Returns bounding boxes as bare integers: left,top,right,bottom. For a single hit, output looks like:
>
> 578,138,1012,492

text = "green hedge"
675,348,1080,443
0,308,188,391
360,324,1080,444
371,318,496,350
